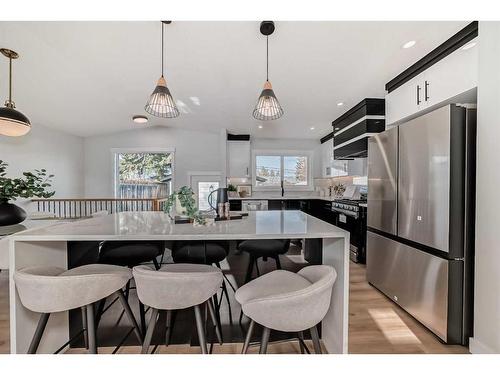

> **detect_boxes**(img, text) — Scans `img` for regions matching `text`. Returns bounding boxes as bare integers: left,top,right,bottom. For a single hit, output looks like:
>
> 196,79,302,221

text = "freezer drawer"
367,127,398,235
366,231,449,341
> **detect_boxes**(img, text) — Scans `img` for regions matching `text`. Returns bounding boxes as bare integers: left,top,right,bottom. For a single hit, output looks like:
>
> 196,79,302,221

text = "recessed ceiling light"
402,40,416,49
335,127,340,131
132,115,148,124
462,42,476,50
337,102,344,106
310,127,315,130
258,125,263,129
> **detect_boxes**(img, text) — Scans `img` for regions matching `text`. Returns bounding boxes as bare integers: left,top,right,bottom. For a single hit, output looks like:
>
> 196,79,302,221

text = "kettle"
207,187,229,211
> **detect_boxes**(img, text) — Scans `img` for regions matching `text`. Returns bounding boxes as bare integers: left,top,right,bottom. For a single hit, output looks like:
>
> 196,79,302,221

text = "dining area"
7,210,349,355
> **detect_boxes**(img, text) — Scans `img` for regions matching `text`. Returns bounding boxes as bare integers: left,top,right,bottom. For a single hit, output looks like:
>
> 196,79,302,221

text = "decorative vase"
0,200,27,226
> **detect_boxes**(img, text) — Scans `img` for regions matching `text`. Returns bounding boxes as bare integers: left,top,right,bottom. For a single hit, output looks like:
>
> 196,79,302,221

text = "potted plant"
162,186,206,225
0,160,55,226
227,184,239,198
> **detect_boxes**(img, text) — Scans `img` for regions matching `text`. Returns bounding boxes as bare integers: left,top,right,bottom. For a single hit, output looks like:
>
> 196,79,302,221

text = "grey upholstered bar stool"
235,265,336,354
133,263,223,354
14,264,142,354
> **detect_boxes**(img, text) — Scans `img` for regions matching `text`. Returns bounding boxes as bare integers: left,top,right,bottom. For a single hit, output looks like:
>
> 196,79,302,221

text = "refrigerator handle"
416,85,422,105
425,80,430,101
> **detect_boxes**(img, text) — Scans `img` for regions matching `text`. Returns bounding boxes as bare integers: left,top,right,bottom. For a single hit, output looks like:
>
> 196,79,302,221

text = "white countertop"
230,195,336,201
12,210,348,242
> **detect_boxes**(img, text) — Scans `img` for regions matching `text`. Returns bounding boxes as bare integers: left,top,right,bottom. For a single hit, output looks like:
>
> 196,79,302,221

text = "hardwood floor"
0,259,469,354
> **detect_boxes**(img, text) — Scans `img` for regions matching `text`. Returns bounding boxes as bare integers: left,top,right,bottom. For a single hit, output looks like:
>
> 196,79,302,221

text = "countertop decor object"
0,48,31,136
0,160,55,226
252,21,284,121
144,21,179,118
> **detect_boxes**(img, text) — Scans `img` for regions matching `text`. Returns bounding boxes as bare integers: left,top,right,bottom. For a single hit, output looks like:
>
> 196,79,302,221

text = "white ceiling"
0,21,468,139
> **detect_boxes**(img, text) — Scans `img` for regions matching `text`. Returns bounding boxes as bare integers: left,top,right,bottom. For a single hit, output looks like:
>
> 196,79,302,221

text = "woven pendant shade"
252,80,284,121
144,76,180,118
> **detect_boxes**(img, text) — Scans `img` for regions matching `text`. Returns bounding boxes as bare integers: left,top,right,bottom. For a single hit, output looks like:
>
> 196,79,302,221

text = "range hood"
332,98,385,159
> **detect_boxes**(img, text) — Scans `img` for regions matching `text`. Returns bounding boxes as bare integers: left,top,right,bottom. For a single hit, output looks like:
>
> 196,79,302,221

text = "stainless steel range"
331,198,367,263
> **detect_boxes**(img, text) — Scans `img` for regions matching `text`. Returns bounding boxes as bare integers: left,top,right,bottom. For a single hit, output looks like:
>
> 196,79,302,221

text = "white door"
189,173,222,211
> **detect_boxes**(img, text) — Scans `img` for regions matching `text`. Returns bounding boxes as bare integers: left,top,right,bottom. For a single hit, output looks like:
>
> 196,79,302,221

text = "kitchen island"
8,210,349,354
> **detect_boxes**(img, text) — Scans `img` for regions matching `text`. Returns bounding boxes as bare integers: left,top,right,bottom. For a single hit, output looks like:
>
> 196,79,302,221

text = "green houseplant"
162,186,206,225
0,160,55,226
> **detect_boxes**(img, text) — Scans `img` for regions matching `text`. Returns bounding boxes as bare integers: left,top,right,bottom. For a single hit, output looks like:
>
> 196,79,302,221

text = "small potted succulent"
227,184,239,198
0,160,55,226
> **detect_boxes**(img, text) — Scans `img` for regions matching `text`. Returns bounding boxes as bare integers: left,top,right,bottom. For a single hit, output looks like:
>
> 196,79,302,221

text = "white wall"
470,21,500,354
0,123,84,210
84,126,222,197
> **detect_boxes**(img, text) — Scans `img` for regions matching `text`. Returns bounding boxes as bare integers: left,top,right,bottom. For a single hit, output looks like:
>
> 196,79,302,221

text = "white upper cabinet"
320,138,334,177
320,138,348,177
386,38,478,126
227,141,251,178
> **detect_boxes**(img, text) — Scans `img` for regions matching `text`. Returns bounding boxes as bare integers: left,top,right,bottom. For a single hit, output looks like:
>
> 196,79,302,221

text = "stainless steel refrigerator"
366,104,476,345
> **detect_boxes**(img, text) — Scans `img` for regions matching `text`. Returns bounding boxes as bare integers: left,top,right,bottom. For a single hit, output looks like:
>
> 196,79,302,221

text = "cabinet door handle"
416,85,421,105
246,167,249,175
424,80,430,101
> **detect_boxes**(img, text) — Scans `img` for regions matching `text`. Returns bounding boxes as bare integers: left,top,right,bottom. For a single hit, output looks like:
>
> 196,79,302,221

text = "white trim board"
333,115,385,136
469,337,497,354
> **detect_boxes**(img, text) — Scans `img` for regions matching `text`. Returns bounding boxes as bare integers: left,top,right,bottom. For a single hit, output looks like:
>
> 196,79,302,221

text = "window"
253,151,312,190
197,181,219,211
114,151,173,199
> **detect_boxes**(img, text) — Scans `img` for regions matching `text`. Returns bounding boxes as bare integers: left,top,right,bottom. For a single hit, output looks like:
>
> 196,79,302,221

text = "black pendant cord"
266,35,269,82
8,56,12,103
161,22,164,77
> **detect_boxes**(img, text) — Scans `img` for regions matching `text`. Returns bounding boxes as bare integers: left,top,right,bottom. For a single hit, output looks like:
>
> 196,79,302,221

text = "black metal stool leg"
221,279,233,325
28,313,50,354
86,304,97,354
194,304,208,354
259,326,271,354
81,307,88,349
241,319,255,354
115,290,143,344
141,308,159,354
244,254,255,283
165,310,172,346
139,302,147,337
274,255,282,270
298,331,311,354
310,325,322,354
207,299,223,345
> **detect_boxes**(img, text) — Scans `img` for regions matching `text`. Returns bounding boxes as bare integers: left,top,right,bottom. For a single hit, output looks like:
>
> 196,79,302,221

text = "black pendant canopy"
0,48,31,137
144,21,180,118
252,21,284,121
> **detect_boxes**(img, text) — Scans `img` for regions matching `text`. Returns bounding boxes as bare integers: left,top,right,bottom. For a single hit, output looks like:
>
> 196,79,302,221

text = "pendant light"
252,21,284,121
144,21,179,118
0,49,31,137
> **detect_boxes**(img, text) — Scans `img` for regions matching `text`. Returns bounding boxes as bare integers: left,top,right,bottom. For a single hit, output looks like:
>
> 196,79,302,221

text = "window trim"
111,147,175,198
251,149,314,192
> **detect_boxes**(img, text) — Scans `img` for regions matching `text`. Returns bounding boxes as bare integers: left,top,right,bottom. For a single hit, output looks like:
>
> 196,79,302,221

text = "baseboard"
469,337,498,354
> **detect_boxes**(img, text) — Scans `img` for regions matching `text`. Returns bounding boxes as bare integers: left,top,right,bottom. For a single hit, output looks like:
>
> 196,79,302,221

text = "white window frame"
111,147,175,198
251,149,314,192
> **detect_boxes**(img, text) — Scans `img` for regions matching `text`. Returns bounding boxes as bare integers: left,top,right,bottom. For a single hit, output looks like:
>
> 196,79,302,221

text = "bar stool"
14,264,142,354
237,239,291,283
133,263,223,354
97,240,165,333
235,265,336,354
171,240,235,324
